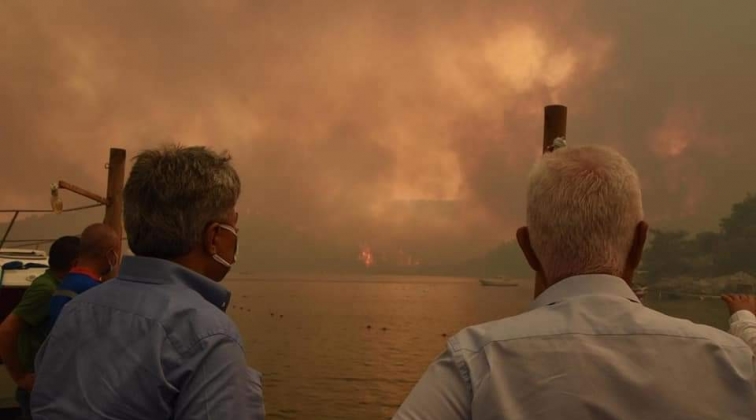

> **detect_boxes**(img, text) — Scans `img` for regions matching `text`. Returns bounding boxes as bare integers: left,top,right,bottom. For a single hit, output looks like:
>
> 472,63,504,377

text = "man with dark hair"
32,145,264,420
0,236,80,419
48,224,120,328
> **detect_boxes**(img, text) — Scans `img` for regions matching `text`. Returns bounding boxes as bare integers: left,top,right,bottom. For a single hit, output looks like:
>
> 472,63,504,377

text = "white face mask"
102,249,118,277
212,224,238,268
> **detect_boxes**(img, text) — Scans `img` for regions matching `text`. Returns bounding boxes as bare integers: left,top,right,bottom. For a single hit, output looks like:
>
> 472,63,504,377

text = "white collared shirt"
393,275,756,420
730,310,756,353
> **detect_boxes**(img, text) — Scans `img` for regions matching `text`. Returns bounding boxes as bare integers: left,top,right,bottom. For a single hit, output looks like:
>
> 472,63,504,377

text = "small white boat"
479,276,518,287
0,248,49,288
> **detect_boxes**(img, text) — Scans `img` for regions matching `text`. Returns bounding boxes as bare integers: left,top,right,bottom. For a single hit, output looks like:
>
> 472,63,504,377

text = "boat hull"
0,269,45,289
0,249,49,411
0,248,48,319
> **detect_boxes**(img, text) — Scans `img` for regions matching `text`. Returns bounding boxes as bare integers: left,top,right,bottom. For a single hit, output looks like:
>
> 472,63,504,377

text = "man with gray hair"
31,145,264,419
394,145,756,419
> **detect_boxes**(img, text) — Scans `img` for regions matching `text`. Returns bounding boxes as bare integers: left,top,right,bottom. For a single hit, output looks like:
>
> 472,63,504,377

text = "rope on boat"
0,203,106,249
0,203,104,213
2,237,128,247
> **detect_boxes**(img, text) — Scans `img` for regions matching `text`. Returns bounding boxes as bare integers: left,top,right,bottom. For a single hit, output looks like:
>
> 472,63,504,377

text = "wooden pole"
103,148,126,260
533,105,568,299
542,105,567,153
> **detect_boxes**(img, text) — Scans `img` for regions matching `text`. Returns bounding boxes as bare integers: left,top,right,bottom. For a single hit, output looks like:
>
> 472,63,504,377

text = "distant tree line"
448,240,533,279
641,194,756,283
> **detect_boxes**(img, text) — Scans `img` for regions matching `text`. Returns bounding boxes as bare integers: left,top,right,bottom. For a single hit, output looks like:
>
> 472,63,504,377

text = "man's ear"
623,221,648,280
203,223,220,256
516,226,542,272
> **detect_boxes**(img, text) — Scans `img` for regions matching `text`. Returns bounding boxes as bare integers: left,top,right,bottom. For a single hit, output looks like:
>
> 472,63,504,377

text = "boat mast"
103,149,126,259
56,148,126,260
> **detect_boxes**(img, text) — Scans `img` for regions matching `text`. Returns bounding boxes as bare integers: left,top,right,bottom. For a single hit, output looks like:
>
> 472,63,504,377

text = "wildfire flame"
358,245,422,268
397,249,421,267
359,245,374,268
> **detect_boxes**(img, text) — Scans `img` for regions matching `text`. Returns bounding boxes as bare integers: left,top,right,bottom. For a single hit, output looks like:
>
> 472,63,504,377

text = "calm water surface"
225,275,729,420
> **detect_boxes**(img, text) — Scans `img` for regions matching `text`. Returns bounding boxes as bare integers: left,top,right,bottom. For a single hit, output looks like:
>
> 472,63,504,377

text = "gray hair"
526,145,644,280
123,145,241,259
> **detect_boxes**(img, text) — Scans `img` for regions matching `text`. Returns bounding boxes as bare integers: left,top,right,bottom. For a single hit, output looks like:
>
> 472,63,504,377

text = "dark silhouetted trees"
642,194,756,282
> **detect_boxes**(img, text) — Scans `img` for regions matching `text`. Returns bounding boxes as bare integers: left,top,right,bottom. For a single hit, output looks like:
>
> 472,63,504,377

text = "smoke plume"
1,0,755,270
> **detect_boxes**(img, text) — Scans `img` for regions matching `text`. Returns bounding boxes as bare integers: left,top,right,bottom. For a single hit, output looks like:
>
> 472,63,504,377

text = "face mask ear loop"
212,253,233,268
213,224,238,268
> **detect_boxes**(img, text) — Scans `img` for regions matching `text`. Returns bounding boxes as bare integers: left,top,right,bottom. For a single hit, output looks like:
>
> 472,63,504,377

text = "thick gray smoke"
1,0,755,270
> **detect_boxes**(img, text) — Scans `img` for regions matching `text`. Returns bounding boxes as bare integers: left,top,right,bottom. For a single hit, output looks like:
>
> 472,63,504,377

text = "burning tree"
359,244,374,268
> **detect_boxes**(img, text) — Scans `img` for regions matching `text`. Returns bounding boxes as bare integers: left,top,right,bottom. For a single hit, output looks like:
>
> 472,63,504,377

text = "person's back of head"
123,144,241,282
48,236,81,278
77,223,120,278
395,145,756,420
518,145,647,288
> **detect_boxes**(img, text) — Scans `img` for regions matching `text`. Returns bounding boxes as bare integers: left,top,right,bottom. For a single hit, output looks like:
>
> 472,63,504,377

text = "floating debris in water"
381,327,388,331
441,333,447,337
366,325,372,329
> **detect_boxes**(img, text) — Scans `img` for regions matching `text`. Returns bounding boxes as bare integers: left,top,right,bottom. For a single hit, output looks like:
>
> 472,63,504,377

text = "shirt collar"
70,266,102,282
530,274,640,310
116,256,231,312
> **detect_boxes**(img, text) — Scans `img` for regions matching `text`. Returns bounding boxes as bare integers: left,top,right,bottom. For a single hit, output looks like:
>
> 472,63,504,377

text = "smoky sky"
1,0,755,265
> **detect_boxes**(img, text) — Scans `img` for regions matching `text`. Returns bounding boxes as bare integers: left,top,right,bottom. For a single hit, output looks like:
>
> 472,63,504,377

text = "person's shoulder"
57,272,76,288
60,272,99,292
12,272,58,321
64,278,242,352
640,307,751,349
29,271,57,291
448,310,545,354
88,278,241,352
18,272,57,300
448,301,754,359
169,308,242,360
164,303,242,357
